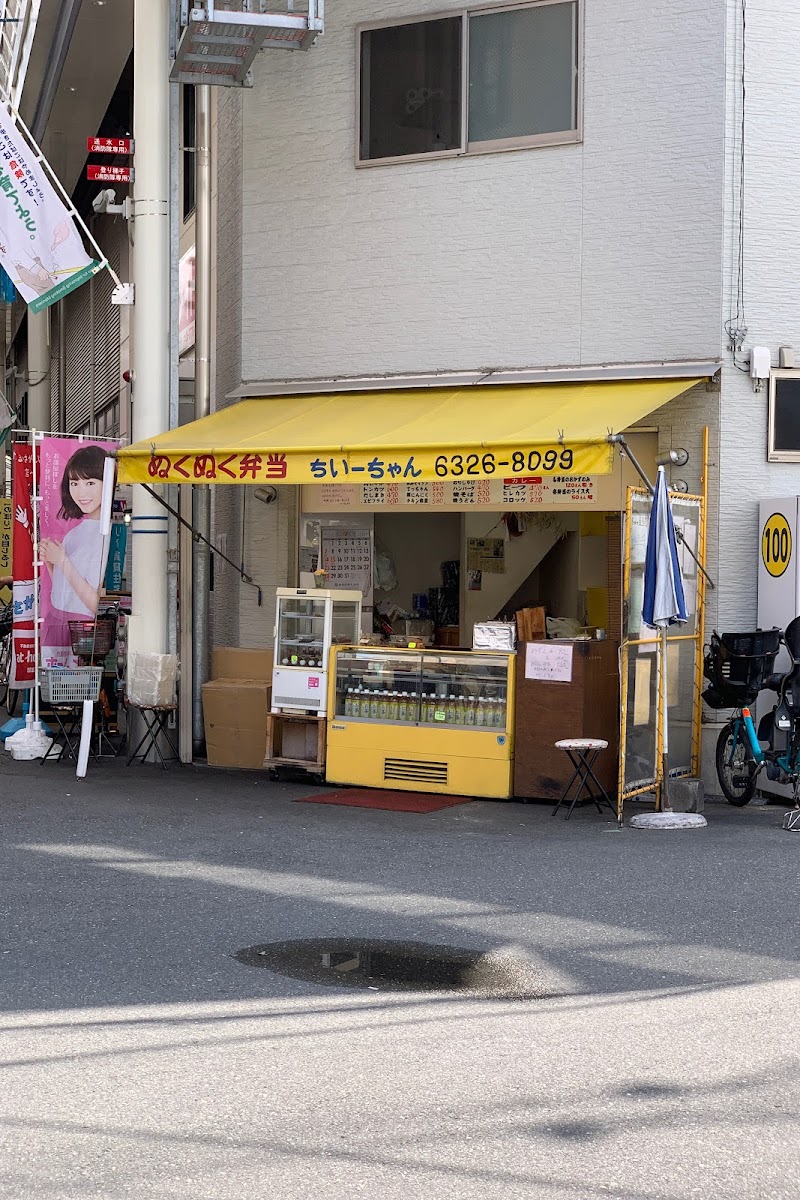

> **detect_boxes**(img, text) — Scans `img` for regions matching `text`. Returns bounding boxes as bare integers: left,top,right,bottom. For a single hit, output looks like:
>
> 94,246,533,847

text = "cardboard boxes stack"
202,647,273,769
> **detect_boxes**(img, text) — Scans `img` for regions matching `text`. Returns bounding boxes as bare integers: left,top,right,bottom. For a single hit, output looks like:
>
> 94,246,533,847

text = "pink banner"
38,437,116,669
11,442,35,686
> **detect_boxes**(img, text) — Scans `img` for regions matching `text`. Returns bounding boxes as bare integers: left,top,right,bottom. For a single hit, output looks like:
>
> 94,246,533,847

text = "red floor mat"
294,788,473,813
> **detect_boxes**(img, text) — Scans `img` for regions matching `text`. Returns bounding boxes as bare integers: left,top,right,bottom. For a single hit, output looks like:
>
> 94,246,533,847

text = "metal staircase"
172,0,324,87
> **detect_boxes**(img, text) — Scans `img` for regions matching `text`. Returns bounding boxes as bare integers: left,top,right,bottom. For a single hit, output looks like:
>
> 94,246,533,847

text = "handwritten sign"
525,641,574,683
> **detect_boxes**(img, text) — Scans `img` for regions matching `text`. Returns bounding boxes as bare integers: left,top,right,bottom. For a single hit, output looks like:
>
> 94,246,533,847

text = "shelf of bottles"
334,650,510,731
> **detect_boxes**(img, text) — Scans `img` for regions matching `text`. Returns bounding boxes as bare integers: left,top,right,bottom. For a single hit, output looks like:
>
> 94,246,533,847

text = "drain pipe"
192,83,212,753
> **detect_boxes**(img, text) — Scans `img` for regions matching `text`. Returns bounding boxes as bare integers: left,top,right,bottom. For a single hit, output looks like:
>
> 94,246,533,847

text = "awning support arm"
608,435,715,592
142,483,263,607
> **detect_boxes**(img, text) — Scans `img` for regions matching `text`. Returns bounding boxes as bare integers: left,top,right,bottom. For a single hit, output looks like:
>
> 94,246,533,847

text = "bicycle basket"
68,618,115,661
0,603,12,638
702,629,781,708
40,667,102,704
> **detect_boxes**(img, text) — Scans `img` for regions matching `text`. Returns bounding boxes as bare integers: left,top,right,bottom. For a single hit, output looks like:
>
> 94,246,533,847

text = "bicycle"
704,623,800,806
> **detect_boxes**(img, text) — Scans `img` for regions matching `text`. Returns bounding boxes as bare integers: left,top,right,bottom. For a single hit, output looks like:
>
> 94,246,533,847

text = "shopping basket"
40,667,102,705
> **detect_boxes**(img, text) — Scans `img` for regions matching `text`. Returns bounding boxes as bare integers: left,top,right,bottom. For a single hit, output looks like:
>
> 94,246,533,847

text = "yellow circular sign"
762,513,792,578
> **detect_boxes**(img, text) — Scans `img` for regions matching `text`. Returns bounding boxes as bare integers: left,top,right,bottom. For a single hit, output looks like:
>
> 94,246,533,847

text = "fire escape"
172,0,324,87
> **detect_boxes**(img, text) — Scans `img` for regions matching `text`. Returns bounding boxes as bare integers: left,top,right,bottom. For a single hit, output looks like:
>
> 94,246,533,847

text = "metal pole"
26,309,50,429
192,83,211,753
57,300,66,432
166,2,181,743
129,0,170,663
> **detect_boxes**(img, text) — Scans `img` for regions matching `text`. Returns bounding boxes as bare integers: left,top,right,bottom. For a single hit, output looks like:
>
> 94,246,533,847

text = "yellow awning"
116,378,700,486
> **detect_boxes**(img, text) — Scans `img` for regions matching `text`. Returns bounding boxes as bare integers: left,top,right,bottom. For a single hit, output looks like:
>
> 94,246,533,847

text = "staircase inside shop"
461,515,565,638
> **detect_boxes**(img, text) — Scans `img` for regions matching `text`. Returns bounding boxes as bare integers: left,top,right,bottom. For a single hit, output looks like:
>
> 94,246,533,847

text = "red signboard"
87,164,134,184
87,136,133,155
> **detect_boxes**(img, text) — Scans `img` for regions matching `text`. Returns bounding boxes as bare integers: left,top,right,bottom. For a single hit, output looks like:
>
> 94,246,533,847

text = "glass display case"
332,650,511,731
272,589,362,716
326,646,516,799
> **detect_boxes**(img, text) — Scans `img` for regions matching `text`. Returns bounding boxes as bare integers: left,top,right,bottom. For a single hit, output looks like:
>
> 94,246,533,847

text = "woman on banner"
38,444,110,659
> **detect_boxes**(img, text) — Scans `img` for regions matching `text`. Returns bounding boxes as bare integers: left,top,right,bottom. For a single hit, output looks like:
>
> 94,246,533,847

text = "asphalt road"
0,756,798,1199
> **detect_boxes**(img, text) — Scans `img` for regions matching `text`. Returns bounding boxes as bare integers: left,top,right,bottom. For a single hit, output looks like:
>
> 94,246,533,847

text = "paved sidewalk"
0,757,798,1199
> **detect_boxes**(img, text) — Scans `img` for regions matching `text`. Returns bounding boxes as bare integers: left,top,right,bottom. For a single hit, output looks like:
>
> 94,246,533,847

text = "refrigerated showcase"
272,588,362,717
326,646,515,798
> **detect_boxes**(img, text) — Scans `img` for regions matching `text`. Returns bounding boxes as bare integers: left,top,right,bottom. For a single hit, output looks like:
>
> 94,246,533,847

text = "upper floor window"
358,1,579,166
182,84,196,221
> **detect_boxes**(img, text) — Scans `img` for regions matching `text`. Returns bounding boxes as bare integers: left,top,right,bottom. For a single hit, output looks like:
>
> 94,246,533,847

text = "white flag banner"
0,102,100,312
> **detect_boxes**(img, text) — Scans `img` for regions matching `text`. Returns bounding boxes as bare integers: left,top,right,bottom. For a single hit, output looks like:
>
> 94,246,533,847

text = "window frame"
355,0,582,169
768,369,800,462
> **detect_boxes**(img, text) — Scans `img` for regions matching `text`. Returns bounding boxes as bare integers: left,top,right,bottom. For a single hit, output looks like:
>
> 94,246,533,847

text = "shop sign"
761,512,792,579
0,497,11,604
117,443,614,487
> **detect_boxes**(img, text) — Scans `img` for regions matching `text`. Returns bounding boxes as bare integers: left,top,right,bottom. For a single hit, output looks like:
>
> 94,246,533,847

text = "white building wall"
715,0,800,631
240,0,726,384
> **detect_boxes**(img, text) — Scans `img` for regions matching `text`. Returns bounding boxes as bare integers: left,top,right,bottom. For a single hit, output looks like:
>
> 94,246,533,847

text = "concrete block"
666,777,704,813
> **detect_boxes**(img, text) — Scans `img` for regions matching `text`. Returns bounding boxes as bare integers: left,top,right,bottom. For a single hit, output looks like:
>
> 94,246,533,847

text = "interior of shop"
295,430,658,648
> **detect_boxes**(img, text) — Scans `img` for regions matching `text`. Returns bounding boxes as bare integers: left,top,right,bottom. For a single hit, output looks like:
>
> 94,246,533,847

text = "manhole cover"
233,938,549,998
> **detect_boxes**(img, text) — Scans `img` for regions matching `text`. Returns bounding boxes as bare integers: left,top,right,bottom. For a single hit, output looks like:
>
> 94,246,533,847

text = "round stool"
553,738,614,820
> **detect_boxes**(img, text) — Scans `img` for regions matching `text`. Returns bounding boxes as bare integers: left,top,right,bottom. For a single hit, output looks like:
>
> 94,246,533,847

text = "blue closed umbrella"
642,465,687,809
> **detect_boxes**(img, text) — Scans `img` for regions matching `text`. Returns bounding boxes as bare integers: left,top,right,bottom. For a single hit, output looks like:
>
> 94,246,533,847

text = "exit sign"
87,136,133,155
87,164,134,183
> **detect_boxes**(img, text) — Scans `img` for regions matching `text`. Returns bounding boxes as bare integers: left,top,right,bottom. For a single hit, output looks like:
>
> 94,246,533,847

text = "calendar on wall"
320,527,372,596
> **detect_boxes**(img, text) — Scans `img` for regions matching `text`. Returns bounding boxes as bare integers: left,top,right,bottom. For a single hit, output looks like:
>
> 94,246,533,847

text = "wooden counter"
513,639,619,800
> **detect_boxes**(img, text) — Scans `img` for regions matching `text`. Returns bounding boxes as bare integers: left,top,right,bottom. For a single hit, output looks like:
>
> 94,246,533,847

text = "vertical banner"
38,438,116,669
104,519,127,593
0,496,12,604
0,103,100,312
11,442,35,686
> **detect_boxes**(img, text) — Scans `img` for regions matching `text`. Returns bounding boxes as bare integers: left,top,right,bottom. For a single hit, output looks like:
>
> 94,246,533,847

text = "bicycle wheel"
716,721,756,806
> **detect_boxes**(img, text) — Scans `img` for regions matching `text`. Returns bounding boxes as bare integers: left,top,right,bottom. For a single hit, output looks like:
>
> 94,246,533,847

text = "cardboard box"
202,679,271,769
211,646,273,682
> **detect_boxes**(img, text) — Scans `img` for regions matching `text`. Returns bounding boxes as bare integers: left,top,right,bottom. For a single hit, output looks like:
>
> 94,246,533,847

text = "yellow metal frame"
325,645,516,799
617,434,708,821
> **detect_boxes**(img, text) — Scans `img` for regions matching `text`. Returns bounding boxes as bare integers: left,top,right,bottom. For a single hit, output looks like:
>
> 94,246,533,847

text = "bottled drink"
369,690,379,720
496,699,506,729
476,698,488,727
398,692,408,722
387,691,398,721
465,697,476,726
344,689,353,717
378,690,388,721
446,695,456,724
